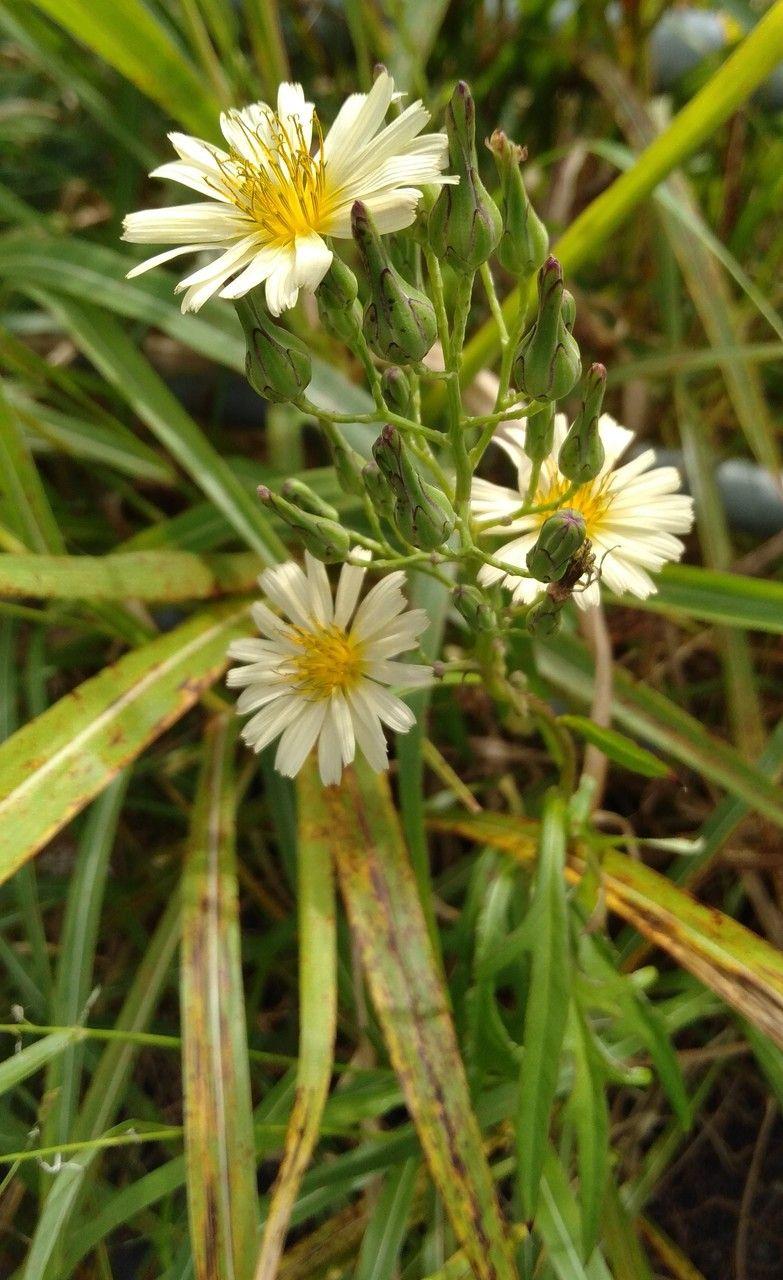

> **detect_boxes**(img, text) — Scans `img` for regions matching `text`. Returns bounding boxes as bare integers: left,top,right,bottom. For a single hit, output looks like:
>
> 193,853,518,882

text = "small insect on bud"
526,593,563,636
486,130,549,279
428,81,502,273
352,202,437,364
235,292,312,404
512,256,581,402
361,459,395,520
524,401,556,470
316,257,361,347
526,508,587,583
381,365,412,417
257,485,350,563
372,424,456,550
558,363,607,485
326,433,366,497
451,584,497,633
280,478,339,521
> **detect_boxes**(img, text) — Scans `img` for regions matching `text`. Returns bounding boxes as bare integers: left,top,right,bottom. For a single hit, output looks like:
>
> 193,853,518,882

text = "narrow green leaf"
326,760,518,1280
621,564,783,634
558,717,669,780
537,1148,613,1280
31,292,285,563
0,601,249,882
253,761,337,1280
0,383,64,554
28,0,221,136
569,1010,609,1256
354,1158,419,1280
0,1029,78,1096
517,792,570,1219
0,550,260,602
181,716,258,1280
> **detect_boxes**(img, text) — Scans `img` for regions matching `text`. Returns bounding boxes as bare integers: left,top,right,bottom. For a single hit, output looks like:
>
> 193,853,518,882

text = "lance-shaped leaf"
324,760,518,1280
620,564,783,635
429,812,783,1050
0,550,260,602
254,762,337,1280
0,601,249,883
181,716,258,1280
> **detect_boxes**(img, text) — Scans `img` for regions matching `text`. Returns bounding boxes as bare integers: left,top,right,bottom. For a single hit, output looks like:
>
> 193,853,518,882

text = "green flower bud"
327,432,366,497
316,257,361,344
352,202,437,364
512,256,581,402
526,593,563,636
235,292,311,404
361,460,395,520
524,401,556,469
381,365,412,417
428,82,502,273
372,423,456,550
452,584,497,633
526,508,586,583
558,363,607,485
280,477,339,521
487,130,549,278
257,485,350,563
562,289,576,332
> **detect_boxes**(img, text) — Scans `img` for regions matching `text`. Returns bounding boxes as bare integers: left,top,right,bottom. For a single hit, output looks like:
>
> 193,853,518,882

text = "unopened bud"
487,130,548,278
381,365,412,417
452,584,497,633
280,478,339,521
526,508,586,583
362,460,395,520
352,202,437,364
526,593,563,636
316,257,360,344
257,485,350,563
562,289,576,332
524,402,556,469
326,433,366,497
558,363,606,484
428,82,501,273
235,292,311,404
512,256,581,401
372,424,456,550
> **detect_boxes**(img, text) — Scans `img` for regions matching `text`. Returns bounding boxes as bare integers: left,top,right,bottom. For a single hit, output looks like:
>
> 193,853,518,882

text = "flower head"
472,414,693,608
123,74,454,315
227,553,431,785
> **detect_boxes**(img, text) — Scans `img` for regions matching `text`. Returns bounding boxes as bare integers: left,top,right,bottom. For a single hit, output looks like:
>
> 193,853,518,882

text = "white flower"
227,553,432,786
123,73,454,315
472,413,694,608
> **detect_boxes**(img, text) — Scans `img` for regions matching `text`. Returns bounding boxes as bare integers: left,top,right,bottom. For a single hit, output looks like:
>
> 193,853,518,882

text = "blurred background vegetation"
1,2,783,1278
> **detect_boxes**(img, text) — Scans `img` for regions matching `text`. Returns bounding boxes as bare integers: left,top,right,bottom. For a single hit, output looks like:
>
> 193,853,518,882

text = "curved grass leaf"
0,550,260,602
181,716,258,1280
325,760,518,1280
253,762,337,1280
354,1158,419,1280
429,812,783,1049
0,601,249,883
617,564,783,634
516,792,570,1220
558,717,669,779
28,0,221,136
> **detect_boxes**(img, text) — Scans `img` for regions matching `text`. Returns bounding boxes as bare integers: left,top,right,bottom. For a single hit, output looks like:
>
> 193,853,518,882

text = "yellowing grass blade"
430,812,783,1049
181,715,258,1280
253,761,337,1280
325,761,518,1280
0,601,249,883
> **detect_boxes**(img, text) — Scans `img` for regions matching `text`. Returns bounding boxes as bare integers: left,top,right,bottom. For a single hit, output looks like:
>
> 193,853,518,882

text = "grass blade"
253,761,337,1280
622,564,783,634
354,1158,419,1280
0,550,260,602
516,791,570,1220
181,715,258,1280
326,760,518,1280
0,601,249,882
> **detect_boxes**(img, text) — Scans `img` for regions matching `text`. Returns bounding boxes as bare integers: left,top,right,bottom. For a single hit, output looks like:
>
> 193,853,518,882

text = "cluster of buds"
231,73,620,670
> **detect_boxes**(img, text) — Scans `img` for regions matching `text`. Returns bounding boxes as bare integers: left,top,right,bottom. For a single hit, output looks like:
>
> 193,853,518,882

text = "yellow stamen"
534,470,613,535
217,109,329,243
288,624,365,699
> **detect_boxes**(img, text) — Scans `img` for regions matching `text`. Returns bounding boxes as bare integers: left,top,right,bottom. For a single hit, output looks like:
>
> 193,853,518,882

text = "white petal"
355,682,414,732
333,560,368,629
366,659,432,687
122,203,248,245
346,686,389,773
260,561,314,627
275,700,327,777
330,693,356,767
264,250,300,316
293,233,332,292
241,694,300,753
304,552,334,625
318,709,343,786
150,160,231,201
235,681,288,715
218,244,286,299
322,72,395,178
276,82,314,150
125,243,215,279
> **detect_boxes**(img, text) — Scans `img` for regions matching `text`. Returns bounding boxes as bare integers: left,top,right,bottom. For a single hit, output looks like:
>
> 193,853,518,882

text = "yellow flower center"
534,470,613,536
288,624,365,699
218,111,328,243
